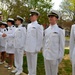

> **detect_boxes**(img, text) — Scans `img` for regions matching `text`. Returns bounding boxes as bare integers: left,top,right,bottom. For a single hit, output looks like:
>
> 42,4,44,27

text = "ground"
0,49,71,75
23,49,72,75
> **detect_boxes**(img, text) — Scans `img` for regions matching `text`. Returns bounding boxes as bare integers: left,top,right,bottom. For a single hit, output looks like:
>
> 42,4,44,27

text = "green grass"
65,37,70,40
23,49,72,75
23,53,45,75
65,49,69,55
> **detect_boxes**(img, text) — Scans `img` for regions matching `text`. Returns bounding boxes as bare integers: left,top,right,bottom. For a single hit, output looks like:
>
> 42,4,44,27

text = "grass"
23,53,45,75
23,49,72,75
65,37,70,40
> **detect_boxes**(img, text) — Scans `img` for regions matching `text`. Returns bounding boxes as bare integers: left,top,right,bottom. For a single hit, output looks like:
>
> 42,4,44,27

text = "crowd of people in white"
0,9,74,75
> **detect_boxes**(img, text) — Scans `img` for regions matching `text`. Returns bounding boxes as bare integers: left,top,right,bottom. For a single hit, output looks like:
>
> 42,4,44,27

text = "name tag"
53,32,58,34
32,27,36,29
18,29,21,31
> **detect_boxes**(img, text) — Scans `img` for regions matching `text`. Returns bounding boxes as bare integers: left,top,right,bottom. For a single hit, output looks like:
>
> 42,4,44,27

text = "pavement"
0,63,27,75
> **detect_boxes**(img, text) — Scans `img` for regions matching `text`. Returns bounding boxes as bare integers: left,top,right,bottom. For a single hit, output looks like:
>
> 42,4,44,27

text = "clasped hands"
2,33,7,37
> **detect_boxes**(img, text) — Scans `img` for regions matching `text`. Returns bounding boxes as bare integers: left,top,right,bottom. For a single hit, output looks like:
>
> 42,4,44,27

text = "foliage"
0,0,52,24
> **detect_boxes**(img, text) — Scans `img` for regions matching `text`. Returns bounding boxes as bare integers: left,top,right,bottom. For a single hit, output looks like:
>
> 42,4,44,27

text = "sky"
51,0,63,10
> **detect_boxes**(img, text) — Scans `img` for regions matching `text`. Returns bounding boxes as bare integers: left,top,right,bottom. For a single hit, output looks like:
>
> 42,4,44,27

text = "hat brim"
15,18,23,23
0,23,8,27
30,12,39,16
48,14,59,19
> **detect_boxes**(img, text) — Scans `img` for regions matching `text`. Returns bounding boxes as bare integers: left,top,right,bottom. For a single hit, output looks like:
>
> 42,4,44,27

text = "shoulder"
12,25,16,29
58,27,64,36
28,23,31,27
71,24,75,29
19,26,26,32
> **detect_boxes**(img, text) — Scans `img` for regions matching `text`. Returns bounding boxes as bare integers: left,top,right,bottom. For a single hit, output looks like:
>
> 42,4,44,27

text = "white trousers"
26,52,37,75
44,59,58,75
72,62,75,75
14,48,24,72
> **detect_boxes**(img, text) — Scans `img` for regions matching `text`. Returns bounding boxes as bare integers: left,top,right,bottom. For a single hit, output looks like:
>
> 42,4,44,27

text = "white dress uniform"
70,24,75,75
6,25,16,54
43,24,65,75
14,24,26,73
0,28,7,52
25,21,43,75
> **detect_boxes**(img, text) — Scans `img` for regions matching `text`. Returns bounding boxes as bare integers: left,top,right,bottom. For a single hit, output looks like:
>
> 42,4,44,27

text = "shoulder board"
22,25,25,27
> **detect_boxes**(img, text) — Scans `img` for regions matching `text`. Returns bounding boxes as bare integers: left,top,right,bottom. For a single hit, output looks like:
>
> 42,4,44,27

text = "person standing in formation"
25,9,43,75
70,23,75,75
11,16,26,75
0,22,8,64
43,10,65,75
2,18,16,70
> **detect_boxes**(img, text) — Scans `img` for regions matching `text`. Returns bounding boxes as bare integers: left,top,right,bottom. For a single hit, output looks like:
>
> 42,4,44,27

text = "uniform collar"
49,24,58,29
18,24,22,28
9,25,14,28
31,21,38,24
46,24,59,32
1,28,6,31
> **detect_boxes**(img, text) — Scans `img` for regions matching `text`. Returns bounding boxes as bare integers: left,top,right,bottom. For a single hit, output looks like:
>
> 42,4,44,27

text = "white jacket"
6,25,16,48
0,28,7,47
6,24,26,49
25,21,43,53
70,24,75,63
14,24,26,49
43,24,65,60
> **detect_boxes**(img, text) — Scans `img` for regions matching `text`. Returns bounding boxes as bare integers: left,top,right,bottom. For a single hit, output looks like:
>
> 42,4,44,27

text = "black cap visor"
48,12,59,19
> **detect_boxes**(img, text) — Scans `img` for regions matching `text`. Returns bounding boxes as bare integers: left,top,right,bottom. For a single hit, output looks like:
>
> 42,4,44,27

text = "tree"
0,0,52,24
60,0,75,22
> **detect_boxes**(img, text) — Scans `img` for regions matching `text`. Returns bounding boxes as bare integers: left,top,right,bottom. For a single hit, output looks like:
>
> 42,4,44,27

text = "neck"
31,20,37,22
17,23,22,26
9,25,12,27
50,22,57,26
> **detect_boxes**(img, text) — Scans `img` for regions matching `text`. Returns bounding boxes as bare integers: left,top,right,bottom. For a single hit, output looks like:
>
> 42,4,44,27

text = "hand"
2,33,7,37
58,58,62,64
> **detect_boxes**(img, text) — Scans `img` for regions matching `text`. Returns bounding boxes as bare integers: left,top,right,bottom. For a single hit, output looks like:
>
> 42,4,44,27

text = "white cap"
1,22,7,25
48,10,60,20
30,9,40,16
8,18,14,21
16,15,24,21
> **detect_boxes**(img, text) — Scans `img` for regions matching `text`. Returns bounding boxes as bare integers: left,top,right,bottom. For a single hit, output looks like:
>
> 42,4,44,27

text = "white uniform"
70,24,75,75
14,24,26,72
6,25,16,54
0,28,7,52
43,24,65,75
25,21,43,75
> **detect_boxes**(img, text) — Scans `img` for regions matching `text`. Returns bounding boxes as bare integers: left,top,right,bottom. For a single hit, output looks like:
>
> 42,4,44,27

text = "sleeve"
58,29,65,59
22,27,26,48
0,32,3,37
6,27,16,38
42,30,46,51
36,25,43,52
70,25,75,60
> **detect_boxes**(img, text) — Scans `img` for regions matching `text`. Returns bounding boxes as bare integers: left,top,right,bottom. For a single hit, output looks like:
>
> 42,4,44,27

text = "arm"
4,28,16,38
36,25,43,52
59,29,65,60
22,27,26,48
70,25,75,60
0,32,3,37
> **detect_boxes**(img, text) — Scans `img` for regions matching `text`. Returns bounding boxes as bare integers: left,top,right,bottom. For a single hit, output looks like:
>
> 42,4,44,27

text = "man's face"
7,22,12,27
48,15,58,24
15,20,21,25
1,25,5,29
30,14,38,22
